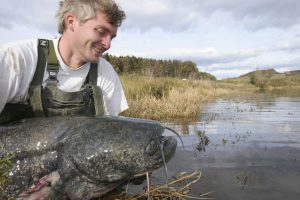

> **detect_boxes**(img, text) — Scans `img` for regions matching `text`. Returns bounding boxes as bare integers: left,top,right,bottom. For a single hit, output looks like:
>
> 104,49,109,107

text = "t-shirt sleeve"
97,58,128,116
0,40,38,113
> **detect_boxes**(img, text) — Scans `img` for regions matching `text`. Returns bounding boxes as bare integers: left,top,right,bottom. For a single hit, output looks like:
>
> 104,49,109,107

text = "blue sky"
1,0,300,79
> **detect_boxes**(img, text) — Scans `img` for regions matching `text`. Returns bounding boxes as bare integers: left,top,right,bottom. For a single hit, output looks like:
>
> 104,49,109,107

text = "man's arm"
0,46,16,113
0,40,38,114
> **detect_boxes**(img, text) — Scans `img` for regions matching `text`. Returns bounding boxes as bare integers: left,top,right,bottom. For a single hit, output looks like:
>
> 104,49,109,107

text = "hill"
284,70,300,75
224,68,300,90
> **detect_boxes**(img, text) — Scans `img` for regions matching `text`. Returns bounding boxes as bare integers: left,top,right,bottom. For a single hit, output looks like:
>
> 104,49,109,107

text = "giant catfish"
0,116,177,199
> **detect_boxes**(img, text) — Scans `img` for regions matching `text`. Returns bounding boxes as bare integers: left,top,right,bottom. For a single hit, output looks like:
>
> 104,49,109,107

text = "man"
0,0,128,198
0,0,128,125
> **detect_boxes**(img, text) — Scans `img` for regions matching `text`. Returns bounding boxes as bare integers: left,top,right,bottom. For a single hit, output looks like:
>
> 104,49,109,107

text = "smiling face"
77,11,117,62
62,11,117,66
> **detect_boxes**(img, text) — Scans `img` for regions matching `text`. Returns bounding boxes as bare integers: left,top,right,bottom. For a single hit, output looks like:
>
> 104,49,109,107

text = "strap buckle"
47,64,59,85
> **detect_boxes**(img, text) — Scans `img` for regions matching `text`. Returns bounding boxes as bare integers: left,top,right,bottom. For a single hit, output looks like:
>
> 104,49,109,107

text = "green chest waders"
0,39,104,124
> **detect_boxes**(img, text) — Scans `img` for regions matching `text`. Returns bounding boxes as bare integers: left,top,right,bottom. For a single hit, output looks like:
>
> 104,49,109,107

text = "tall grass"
120,75,256,122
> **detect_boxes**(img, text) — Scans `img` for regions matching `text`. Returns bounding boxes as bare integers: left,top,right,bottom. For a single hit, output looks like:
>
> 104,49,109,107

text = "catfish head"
55,116,177,199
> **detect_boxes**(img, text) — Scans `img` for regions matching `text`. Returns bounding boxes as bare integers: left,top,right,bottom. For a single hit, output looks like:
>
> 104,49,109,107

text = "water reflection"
165,95,300,149
161,94,300,200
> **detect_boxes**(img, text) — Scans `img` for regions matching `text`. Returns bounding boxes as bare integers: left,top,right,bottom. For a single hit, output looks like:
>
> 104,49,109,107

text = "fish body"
0,116,177,199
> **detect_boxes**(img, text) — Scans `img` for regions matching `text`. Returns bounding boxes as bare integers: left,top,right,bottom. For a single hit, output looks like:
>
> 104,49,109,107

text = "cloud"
200,0,300,30
117,0,300,32
1,0,299,80
0,14,13,29
209,69,252,79
118,0,200,32
166,47,260,65
273,39,300,52
131,47,261,66
0,0,58,33
201,54,300,79
3,0,300,33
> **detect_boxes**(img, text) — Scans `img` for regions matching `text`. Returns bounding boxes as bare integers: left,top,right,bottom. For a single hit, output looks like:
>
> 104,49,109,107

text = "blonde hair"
56,0,126,34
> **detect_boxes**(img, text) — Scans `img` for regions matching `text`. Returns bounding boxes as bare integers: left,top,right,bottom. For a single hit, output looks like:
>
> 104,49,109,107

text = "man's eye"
97,29,107,37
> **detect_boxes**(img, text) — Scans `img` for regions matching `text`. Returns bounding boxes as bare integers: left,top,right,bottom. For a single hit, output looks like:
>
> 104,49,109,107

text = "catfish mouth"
145,135,177,162
159,136,177,162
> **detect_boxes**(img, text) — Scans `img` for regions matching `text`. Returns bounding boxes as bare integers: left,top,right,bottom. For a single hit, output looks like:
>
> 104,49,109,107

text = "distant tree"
104,53,216,80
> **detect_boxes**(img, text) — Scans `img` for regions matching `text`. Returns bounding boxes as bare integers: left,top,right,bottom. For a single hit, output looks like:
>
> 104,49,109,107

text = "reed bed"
120,75,255,122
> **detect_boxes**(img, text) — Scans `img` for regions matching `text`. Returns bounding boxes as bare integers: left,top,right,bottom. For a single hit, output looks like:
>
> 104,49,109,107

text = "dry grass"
110,171,214,200
0,155,14,200
120,75,256,122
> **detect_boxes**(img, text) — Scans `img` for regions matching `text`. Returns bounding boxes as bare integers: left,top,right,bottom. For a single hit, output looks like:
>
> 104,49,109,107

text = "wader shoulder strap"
46,41,59,86
28,39,49,117
89,63,98,84
89,63,104,115
31,39,49,85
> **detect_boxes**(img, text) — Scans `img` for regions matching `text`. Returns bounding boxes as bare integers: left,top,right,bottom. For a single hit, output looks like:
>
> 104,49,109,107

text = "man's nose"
102,35,111,50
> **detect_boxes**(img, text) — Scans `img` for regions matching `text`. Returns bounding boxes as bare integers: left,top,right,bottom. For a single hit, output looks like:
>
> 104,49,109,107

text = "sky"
1,0,300,79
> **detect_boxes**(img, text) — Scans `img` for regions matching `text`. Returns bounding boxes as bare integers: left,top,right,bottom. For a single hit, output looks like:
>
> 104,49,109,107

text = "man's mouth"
93,45,103,56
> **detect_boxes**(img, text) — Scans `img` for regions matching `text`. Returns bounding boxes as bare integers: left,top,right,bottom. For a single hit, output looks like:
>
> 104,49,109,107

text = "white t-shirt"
0,38,128,116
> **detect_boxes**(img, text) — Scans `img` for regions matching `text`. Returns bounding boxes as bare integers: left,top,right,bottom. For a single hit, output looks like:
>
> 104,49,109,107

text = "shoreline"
119,74,300,122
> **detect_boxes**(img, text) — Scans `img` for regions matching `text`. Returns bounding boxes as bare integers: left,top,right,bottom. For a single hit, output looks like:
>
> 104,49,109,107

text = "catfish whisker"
146,172,150,200
153,133,168,183
165,127,185,149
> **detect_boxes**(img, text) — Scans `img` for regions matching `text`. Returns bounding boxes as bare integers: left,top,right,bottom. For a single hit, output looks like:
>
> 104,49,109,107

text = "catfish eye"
145,140,159,156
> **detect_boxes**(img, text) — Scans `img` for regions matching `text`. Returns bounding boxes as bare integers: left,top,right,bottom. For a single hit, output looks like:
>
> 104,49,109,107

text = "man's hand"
17,171,61,200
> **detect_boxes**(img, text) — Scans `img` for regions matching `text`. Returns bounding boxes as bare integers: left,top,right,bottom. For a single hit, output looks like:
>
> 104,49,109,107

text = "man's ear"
65,13,76,32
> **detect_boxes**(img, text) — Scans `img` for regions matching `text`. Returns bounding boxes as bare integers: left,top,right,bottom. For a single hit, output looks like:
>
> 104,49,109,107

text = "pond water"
151,94,300,200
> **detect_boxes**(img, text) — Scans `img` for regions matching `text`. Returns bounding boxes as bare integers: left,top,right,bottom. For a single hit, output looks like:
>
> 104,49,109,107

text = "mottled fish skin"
0,116,177,199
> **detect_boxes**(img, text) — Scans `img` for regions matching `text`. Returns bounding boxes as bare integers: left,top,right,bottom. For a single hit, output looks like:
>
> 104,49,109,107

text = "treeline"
104,54,216,80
